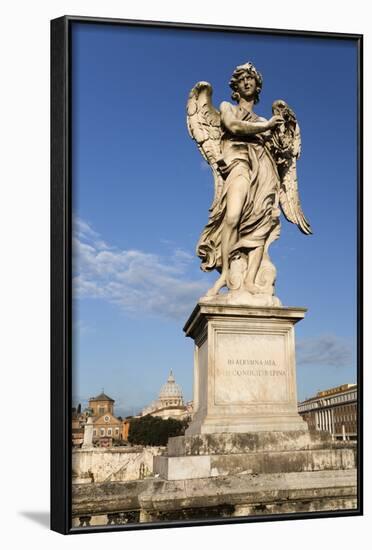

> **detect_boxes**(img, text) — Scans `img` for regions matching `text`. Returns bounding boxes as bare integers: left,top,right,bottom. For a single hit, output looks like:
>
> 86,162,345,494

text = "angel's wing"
269,100,312,235
187,82,225,206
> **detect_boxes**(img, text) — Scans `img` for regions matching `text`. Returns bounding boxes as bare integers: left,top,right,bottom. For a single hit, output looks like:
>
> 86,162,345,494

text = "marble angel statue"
186,62,312,306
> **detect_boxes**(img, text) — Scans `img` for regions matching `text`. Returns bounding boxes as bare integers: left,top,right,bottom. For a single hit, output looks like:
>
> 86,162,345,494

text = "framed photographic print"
51,15,363,534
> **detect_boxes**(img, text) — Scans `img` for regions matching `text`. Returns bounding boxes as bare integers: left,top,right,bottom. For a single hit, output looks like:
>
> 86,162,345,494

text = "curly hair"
229,62,263,104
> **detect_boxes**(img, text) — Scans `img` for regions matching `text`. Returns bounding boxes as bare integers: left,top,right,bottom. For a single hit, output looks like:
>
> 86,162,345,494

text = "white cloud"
72,216,208,319
73,217,100,241
296,334,353,367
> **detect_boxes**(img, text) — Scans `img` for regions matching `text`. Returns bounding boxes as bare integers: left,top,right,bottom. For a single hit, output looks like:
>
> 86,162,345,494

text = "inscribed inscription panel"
214,331,289,404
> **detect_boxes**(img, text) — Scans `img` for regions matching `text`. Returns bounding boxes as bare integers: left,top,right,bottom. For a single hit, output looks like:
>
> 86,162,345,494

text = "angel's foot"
244,282,263,295
205,274,227,297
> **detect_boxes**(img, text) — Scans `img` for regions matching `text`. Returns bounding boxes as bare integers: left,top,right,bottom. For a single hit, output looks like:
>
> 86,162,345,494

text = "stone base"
199,289,282,308
167,430,344,455
153,431,356,481
186,415,307,435
184,303,308,435
154,448,355,481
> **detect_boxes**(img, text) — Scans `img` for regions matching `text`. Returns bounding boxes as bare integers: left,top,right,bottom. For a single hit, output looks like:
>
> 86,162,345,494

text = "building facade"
72,391,128,447
298,383,357,441
89,392,127,444
92,412,123,442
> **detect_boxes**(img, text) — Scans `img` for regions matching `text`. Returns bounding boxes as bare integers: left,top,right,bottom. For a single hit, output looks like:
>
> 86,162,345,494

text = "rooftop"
89,391,115,402
159,370,183,399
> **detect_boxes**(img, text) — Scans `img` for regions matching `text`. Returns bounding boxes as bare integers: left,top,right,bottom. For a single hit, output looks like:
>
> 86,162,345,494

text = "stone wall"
71,469,357,528
72,446,164,484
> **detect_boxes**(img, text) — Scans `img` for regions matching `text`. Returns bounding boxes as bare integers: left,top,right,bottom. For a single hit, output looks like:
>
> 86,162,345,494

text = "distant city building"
72,391,128,448
88,392,114,417
141,370,192,421
89,392,126,444
298,383,357,441
72,407,90,447
72,375,193,447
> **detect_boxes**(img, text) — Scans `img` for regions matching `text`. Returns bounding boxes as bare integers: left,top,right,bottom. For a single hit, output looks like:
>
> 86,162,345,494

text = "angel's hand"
267,115,284,129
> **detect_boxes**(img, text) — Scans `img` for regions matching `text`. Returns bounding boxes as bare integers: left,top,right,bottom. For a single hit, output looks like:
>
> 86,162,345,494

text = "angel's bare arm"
220,102,281,136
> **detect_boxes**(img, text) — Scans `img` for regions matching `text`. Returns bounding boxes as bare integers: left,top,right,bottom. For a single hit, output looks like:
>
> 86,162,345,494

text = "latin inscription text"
219,358,285,377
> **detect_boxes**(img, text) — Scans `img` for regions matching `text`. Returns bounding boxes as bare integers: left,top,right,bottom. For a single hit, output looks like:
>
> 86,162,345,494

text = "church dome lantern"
158,370,184,407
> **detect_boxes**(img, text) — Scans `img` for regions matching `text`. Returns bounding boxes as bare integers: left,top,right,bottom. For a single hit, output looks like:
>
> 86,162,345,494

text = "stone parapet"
71,469,357,527
72,446,164,484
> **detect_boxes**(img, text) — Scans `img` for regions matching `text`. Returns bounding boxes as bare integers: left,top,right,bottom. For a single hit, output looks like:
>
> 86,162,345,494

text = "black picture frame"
51,15,363,535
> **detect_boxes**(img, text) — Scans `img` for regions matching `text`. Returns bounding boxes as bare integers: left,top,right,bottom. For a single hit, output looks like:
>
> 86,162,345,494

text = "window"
100,428,105,436
99,407,105,414
107,428,112,436
115,428,119,434
93,430,96,436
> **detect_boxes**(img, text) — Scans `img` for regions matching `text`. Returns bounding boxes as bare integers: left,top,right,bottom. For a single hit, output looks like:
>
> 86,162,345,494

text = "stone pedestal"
153,301,356,484
184,302,307,435
154,300,356,487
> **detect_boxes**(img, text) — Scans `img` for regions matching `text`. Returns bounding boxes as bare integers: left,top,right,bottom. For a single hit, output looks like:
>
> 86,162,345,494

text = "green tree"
128,415,189,446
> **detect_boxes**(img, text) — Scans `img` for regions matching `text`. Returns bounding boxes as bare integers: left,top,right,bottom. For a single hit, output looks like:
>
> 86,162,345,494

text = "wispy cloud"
296,335,353,367
72,217,208,320
72,319,95,336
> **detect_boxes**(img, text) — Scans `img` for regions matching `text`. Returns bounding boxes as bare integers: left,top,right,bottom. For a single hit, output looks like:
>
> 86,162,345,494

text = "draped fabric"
197,107,281,272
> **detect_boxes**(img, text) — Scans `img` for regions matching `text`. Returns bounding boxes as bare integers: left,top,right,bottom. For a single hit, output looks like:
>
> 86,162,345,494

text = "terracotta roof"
89,392,114,402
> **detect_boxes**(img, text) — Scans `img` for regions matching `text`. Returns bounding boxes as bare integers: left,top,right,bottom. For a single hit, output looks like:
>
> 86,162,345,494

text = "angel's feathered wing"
269,100,312,235
187,82,224,207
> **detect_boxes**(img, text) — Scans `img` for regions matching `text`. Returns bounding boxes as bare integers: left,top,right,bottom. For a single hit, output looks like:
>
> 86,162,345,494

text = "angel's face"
236,73,257,100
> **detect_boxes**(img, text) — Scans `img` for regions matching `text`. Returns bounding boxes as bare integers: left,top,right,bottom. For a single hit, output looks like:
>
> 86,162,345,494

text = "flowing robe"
197,105,281,272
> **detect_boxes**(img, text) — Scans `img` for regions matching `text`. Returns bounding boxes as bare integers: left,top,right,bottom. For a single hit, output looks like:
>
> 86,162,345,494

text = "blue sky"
71,22,358,417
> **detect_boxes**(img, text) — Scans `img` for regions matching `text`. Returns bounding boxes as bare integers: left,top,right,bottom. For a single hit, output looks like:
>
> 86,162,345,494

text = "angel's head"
229,62,263,104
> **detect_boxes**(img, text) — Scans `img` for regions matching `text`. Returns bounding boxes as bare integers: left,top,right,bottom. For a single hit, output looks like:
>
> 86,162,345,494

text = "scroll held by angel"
187,62,312,307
